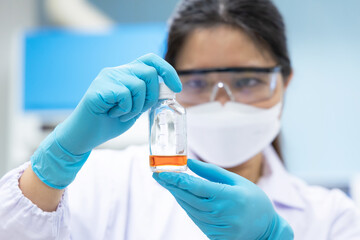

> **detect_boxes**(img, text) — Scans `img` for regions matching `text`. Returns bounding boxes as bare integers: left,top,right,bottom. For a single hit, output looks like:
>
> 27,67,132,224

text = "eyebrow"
177,66,281,75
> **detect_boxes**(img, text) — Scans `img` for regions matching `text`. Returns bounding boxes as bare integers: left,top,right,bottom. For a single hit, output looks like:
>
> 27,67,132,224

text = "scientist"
1,0,360,239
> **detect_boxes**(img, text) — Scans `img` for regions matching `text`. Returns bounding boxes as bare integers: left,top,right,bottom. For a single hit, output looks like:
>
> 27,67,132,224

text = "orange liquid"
149,155,187,167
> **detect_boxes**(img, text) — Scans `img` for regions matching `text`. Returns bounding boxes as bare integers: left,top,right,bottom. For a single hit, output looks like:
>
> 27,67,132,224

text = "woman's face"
175,25,288,108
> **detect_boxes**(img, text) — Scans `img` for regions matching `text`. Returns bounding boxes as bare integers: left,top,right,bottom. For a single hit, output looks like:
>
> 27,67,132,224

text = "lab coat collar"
257,146,306,210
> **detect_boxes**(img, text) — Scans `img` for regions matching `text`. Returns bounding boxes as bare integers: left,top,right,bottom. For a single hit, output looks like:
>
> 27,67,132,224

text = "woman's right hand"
31,53,182,189
56,53,182,156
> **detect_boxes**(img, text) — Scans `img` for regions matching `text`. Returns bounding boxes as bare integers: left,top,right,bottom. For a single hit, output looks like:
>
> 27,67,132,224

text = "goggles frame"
176,66,282,104
177,66,282,75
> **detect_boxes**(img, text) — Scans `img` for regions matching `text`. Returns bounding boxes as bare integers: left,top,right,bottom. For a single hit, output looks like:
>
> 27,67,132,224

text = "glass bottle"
149,82,187,172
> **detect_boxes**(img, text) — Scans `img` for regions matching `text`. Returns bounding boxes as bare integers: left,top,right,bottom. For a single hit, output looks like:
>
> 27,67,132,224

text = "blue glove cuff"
31,131,91,189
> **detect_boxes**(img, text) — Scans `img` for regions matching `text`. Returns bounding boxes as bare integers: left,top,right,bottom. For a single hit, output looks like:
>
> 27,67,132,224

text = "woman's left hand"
153,159,294,240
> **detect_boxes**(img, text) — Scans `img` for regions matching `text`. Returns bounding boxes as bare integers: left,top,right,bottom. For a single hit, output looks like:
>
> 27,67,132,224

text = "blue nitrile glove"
153,159,294,240
31,53,182,189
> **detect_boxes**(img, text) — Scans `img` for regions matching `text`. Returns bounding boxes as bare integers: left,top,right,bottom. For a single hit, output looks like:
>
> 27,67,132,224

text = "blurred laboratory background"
0,0,359,203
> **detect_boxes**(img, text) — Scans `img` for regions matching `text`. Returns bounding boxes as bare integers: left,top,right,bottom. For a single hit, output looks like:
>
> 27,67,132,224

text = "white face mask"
186,101,282,168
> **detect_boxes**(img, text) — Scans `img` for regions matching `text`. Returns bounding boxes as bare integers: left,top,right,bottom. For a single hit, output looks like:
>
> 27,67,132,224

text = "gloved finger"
187,158,242,186
176,198,225,226
133,112,142,121
114,117,137,135
153,173,212,212
128,62,159,112
136,53,182,93
86,75,133,115
156,172,224,199
118,77,146,122
107,87,132,118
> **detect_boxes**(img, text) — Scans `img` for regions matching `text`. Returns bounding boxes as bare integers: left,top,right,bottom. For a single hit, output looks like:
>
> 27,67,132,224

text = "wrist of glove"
31,129,90,189
263,213,294,240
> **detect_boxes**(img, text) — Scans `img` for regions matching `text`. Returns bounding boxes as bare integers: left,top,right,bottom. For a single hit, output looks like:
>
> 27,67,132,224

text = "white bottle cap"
159,82,175,99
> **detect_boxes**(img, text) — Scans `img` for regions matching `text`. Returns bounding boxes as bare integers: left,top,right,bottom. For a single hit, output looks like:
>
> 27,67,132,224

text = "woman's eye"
184,78,208,89
233,78,262,88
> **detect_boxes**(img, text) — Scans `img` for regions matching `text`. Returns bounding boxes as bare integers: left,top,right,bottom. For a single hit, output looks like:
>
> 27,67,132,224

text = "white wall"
274,0,360,187
0,0,37,176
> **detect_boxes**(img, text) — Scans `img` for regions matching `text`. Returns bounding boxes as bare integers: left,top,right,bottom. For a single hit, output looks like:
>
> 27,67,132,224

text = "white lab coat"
0,145,359,239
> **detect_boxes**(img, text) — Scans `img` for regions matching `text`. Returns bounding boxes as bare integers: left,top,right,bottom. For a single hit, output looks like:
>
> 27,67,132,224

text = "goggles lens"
177,66,281,104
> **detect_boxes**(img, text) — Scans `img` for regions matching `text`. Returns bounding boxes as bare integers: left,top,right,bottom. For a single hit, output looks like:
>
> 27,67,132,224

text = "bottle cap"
159,82,175,99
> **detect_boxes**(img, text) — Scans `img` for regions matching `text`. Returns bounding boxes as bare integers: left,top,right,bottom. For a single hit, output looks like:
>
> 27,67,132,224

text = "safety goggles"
176,66,281,105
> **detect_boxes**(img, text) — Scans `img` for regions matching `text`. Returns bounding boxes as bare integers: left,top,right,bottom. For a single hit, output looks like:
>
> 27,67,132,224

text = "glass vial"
149,82,187,172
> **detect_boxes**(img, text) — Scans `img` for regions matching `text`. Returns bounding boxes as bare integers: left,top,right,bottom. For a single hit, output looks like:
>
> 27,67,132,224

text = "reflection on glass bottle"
149,82,187,172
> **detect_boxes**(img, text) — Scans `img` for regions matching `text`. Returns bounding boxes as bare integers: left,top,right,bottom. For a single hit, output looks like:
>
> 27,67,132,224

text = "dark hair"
165,0,291,160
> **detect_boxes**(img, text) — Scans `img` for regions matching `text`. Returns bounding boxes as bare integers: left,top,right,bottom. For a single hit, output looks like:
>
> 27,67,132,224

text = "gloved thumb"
187,158,244,186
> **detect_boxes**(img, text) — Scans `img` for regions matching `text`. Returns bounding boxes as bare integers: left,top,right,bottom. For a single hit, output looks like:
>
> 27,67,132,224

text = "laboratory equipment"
149,82,187,172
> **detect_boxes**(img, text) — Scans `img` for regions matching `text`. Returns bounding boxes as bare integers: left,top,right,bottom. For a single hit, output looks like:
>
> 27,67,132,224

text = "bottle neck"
159,82,175,99
159,93,175,100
